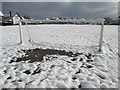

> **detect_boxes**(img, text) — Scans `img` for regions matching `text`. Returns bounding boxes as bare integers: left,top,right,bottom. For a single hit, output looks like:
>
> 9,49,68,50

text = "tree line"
23,15,119,25
104,17,118,25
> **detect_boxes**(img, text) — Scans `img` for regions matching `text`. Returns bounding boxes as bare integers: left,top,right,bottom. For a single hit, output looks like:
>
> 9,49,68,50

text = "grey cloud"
2,2,118,19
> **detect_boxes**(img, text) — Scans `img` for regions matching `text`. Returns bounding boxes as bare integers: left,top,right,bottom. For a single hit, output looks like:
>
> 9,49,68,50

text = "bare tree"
104,17,113,25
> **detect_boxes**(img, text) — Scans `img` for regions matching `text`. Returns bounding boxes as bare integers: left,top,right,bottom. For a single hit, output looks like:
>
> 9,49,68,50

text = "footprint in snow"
23,70,31,74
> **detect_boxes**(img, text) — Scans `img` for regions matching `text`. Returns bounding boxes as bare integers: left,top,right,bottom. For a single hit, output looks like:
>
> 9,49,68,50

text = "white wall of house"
12,14,21,25
0,16,3,23
0,11,4,25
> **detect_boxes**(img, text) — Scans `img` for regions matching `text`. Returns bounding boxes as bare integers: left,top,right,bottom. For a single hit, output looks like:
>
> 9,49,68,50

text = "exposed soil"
71,58,77,61
7,77,11,80
86,65,92,68
72,77,77,80
32,67,41,75
12,48,82,63
78,84,82,88
23,70,31,74
75,69,81,74
79,58,83,61
86,59,93,62
85,53,92,59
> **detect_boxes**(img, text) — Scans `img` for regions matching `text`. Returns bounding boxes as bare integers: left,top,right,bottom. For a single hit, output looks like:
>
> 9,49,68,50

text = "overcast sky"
2,2,118,19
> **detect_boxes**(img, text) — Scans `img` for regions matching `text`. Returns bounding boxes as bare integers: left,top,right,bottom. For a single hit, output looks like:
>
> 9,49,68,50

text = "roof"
0,11,4,16
4,12,22,18
12,12,23,19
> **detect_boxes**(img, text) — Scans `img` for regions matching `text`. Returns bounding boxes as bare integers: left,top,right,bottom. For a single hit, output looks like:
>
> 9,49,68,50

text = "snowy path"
0,25,118,88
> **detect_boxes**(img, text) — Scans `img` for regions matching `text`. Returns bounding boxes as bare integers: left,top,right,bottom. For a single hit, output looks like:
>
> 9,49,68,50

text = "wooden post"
19,20,22,44
98,19,105,51
25,22,31,41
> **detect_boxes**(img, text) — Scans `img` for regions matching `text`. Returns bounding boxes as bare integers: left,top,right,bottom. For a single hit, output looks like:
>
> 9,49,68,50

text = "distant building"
4,11,24,25
118,16,120,25
45,18,50,20
0,11,4,25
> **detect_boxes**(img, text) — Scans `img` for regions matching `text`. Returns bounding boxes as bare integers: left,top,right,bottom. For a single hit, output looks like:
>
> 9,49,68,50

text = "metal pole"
19,21,22,44
98,19,105,51
25,22,31,42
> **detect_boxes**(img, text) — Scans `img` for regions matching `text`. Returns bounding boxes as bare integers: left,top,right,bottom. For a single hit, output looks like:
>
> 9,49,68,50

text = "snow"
0,25,118,88
0,11,4,16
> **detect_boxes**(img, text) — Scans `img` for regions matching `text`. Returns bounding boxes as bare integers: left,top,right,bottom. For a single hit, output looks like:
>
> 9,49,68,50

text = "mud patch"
71,58,77,61
85,53,93,59
86,65,92,68
86,60,93,62
7,76,11,79
32,67,41,75
75,69,81,74
79,58,83,61
78,84,82,88
12,48,82,63
50,65,55,69
23,70,31,74
72,77,77,80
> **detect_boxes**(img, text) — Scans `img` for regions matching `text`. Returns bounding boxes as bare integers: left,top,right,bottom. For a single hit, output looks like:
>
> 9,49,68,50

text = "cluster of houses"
0,11,24,26
0,11,119,26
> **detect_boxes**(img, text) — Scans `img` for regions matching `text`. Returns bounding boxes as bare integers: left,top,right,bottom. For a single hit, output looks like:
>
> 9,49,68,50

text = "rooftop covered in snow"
0,11,4,16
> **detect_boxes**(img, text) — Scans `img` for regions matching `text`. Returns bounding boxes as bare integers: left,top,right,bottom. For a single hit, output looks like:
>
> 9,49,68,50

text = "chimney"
9,11,12,17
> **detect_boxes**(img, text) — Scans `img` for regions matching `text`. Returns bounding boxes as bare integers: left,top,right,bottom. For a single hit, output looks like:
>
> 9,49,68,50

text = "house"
118,16,120,25
0,11,4,25
4,11,24,25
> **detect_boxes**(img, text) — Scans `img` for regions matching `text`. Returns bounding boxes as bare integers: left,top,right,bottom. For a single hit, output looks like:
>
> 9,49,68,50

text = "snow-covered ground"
0,25,118,88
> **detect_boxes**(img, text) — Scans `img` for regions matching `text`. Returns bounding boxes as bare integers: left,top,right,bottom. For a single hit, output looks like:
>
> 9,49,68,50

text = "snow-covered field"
0,25,118,88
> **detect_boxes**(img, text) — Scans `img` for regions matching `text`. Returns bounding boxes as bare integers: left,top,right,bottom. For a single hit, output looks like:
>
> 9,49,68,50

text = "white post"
25,22,31,41
98,19,105,51
19,20,22,44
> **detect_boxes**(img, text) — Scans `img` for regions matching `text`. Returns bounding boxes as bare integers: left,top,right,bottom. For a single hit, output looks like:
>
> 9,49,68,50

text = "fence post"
98,19,105,51
19,20,22,44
